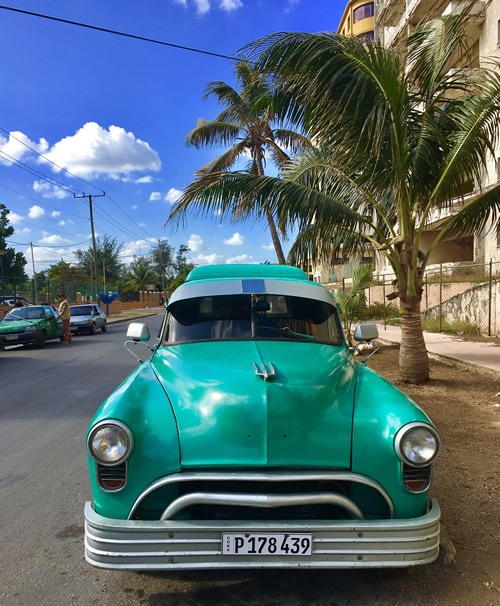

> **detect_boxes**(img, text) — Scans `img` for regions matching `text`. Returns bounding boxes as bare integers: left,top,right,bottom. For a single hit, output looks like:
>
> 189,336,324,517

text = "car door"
44,306,62,337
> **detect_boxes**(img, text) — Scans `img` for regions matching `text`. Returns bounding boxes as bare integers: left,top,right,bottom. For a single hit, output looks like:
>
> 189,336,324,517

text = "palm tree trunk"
265,208,287,264
399,304,429,383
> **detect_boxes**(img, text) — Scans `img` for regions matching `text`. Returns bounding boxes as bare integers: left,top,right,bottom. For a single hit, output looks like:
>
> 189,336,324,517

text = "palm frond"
186,120,241,148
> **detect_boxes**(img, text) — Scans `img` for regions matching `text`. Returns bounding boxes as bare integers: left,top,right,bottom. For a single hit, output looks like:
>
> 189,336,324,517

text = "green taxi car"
84,265,440,570
0,305,63,348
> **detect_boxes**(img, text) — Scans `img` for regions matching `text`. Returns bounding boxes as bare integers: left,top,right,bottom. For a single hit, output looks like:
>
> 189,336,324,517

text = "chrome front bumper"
84,498,441,570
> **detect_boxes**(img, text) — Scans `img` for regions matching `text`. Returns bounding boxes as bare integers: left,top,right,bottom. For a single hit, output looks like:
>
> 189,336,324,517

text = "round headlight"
88,421,133,465
394,423,439,466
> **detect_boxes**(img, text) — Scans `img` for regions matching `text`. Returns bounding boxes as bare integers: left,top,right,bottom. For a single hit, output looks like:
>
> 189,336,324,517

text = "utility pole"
30,242,37,303
74,192,105,302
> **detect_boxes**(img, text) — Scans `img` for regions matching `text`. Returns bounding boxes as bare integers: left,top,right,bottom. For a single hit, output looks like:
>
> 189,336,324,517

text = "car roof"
169,264,333,307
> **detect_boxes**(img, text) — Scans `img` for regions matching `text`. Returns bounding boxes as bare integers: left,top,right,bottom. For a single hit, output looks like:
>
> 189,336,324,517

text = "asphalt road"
0,314,434,606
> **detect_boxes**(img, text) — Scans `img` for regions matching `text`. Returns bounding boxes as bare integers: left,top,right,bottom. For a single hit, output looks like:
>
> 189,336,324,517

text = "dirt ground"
366,344,500,606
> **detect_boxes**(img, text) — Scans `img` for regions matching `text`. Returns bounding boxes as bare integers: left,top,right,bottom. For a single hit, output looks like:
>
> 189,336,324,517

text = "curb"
377,338,500,379
106,312,159,326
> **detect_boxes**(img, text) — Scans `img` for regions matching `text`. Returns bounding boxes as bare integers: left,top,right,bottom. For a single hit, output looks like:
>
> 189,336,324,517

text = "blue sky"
0,1,343,275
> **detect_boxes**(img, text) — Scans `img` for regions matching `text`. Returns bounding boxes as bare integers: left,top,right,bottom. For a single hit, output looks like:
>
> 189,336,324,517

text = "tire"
36,331,47,348
90,323,96,335
101,322,107,333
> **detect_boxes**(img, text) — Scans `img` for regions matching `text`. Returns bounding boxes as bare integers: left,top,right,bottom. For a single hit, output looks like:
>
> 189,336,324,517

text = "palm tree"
177,12,500,382
168,60,312,265
124,257,157,292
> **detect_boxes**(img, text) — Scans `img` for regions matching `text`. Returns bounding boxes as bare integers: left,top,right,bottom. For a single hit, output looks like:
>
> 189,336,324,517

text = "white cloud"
33,180,69,199
190,253,223,265
38,233,72,245
165,188,182,204
220,0,243,10
8,211,23,225
131,204,138,209
0,131,48,165
16,227,31,234
149,192,162,201
58,220,66,226
119,238,157,262
195,0,210,13
174,0,242,14
223,232,245,246
188,233,203,252
28,205,45,219
42,122,161,179
261,242,274,250
226,254,255,264
135,175,153,184
51,210,61,218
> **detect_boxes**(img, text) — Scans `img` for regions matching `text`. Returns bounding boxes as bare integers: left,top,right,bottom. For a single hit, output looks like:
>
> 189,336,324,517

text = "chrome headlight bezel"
87,420,134,466
394,422,440,467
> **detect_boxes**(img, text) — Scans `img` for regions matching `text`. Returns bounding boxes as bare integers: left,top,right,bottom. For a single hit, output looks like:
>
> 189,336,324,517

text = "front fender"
352,364,436,518
87,362,180,519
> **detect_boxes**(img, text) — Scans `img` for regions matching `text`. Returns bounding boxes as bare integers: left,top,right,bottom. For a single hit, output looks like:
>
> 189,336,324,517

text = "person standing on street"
57,293,72,344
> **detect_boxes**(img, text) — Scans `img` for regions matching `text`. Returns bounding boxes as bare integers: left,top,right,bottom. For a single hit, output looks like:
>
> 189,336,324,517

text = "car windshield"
164,294,343,345
3,307,44,321
71,306,93,316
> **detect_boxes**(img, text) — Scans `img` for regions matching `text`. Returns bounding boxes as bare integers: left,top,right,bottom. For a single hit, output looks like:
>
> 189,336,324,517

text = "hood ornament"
253,362,276,381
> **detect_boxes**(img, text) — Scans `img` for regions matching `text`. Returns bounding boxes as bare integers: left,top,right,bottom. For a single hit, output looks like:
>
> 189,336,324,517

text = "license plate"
6,335,18,340
222,533,312,556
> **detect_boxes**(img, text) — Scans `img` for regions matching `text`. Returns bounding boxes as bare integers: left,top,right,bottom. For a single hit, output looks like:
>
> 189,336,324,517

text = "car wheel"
101,322,107,333
36,331,47,348
90,323,96,335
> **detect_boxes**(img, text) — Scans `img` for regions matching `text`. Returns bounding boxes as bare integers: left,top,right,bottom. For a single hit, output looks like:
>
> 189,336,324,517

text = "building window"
358,31,375,42
353,2,374,23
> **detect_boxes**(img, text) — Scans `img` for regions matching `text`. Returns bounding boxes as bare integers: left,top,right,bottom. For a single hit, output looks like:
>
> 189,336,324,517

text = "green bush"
421,318,481,334
364,302,400,320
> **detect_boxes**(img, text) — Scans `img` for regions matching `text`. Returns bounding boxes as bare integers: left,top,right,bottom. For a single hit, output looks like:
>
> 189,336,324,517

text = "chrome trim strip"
127,471,395,519
84,498,441,570
160,491,364,520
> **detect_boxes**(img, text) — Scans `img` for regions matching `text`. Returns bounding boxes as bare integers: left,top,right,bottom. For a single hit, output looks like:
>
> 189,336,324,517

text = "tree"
74,235,124,283
168,61,312,264
149,239,175,289
123,256,157,292
47,260,88,284
195,12,500,382
0,204,28,285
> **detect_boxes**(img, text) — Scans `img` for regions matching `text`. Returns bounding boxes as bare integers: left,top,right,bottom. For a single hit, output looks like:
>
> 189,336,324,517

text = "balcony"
376,0,406,26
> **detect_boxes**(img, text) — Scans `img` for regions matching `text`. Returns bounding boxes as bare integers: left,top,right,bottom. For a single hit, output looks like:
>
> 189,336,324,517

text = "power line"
0,5,248,63
0,149,84,196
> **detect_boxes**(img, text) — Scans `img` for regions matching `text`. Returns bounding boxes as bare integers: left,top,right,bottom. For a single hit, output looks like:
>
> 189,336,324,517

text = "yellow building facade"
338,0,375,40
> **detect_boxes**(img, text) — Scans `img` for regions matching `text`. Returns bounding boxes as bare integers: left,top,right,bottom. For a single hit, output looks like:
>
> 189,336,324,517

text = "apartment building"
312,0,499,285
377,0,499,272
338,1,375,41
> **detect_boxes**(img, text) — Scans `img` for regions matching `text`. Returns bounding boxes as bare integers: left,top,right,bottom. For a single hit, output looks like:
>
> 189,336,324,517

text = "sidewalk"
376,323,500,376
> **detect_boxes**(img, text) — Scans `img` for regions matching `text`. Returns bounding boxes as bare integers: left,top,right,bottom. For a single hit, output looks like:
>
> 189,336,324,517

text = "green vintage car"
85,265,440,570
0,305,63,348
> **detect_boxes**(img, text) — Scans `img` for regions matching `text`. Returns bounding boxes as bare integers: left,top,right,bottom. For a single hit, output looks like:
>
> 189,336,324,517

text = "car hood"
151,340,356,469
0,319,40,333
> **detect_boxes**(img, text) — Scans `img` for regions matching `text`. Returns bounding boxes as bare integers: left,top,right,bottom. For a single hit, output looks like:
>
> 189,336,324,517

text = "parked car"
70,304,107,335
84,264,441,571
0,305,63,348
0,295,32,307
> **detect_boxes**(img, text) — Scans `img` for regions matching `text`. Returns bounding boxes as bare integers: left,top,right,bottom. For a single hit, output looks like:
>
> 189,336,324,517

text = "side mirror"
353,323,379,342
126,322,150,342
